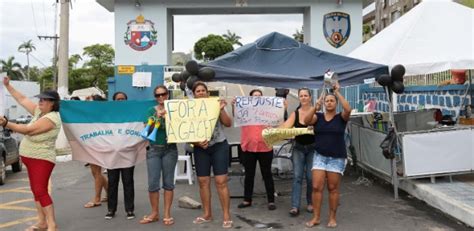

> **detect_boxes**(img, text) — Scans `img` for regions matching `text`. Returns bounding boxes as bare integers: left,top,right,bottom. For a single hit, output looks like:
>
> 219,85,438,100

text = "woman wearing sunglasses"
140,86,177,226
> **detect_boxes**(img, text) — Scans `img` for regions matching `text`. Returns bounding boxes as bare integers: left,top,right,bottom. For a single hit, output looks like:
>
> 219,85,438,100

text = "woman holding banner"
104,92,136,220
84,95,109,210
304,82,351,228
0,76,61,231
140,85,178,226
234,89,276,211
191,81,233,229
279,88,317,216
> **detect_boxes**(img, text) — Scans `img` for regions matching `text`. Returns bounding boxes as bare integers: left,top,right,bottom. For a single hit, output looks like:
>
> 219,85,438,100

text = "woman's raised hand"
3,76,10,87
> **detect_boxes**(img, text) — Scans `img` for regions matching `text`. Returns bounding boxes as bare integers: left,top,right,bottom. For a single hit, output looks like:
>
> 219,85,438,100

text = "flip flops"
163,217,174,226
25,224,48,231
222,220,233,229
83,201,101,208
193,216,212,224
305,220,320,228
139,215,159,224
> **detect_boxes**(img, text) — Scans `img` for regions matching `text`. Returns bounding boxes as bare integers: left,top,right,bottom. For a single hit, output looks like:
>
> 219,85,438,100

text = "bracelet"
2,116,8,128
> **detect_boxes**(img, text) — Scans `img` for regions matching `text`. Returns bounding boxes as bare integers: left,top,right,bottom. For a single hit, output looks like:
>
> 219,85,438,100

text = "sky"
0,0,302,68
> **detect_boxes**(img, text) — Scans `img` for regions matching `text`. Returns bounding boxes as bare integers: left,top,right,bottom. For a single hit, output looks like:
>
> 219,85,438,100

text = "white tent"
70,87,105,100
349,0,473,75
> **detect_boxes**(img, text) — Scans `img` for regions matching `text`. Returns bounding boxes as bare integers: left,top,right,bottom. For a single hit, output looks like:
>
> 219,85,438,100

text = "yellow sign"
262,127,314,148
117,65,135,74
164,98,220,143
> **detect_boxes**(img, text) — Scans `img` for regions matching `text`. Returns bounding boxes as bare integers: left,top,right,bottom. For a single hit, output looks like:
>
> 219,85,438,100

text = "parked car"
0,127,21,185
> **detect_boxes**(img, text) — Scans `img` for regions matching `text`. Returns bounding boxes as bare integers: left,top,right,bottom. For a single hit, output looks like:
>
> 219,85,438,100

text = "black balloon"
391,65,405,82
186,75,199,89
376,74,392,87
185,60,199,75
171,73,182,83
181,70,191,82
391,81,405,94
198,67,216,81
179,81,186,91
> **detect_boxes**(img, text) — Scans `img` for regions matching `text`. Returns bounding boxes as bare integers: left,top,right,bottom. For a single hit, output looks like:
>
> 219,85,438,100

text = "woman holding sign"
279,88,316,216
140,85,178,226
304,82,351,228
191,81,233,229
234,89,277,211
0,76,61,231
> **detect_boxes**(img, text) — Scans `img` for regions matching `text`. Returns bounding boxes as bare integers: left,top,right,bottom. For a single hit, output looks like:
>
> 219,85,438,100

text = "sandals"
193,216,212,224
139,215,159,224
83,201,101,208
327,221,338,228
163,217,174,226
305,220,320,228
289,208,299,217
101,197,108,202
25,224,48,231
222,220,233,229
306,205,314,213
237,201,252,208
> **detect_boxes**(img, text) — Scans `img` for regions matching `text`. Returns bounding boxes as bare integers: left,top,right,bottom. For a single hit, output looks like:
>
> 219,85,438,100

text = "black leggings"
241,151,275,203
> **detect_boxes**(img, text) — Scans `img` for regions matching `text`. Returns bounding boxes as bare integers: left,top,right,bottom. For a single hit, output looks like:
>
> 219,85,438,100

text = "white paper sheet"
0,72,6,116
132,72,152,87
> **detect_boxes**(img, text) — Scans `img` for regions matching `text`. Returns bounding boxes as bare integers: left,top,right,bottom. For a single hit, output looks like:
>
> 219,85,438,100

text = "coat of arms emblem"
323,12,351,48
124,15,158,51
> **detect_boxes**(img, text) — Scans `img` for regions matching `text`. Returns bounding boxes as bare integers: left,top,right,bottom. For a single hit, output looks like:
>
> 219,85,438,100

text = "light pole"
201,52,206,62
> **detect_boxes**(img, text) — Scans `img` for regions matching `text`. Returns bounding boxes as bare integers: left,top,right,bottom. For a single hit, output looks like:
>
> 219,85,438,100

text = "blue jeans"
146,144,178,192
291,143,314,209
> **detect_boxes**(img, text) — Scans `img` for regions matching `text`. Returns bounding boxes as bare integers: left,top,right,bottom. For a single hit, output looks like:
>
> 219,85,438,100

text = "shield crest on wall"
323,12,351,48
124,15,157,51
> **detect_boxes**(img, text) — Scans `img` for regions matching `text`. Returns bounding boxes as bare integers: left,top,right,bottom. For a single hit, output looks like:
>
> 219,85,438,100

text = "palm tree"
69,54,82,69
0,56,24,80
18,40,36,80
222,30,243,46
293,27,304,42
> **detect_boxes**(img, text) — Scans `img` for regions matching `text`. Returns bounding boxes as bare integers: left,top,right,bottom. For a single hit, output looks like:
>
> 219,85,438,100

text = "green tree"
82,44,114,90
18,40,36,80
460,0,474,8
38,67,54,91
194,34,234,60
293,27,304,42
222,30,243,46
0,56,23,80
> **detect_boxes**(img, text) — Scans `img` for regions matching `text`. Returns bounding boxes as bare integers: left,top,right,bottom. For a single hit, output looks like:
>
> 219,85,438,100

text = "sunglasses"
154,92,168,98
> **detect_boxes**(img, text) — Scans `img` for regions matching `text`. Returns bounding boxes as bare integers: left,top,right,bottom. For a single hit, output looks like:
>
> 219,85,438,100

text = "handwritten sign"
165,98,220,143
233,96,284,127
262,127,314,148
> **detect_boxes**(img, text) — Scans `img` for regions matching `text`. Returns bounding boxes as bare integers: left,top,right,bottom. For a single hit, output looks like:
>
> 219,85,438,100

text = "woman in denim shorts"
279,88,316,216
303,82,351,228
140,85,178,226
191,81,233,229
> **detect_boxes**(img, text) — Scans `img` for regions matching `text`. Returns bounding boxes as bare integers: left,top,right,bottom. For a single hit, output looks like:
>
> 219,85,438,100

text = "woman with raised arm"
0,76,62,231
279,88,316,216
304,83,351,228
191,81,233,229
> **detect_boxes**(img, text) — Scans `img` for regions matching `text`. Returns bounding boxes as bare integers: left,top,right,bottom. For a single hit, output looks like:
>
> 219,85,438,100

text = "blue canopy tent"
203,32,388,89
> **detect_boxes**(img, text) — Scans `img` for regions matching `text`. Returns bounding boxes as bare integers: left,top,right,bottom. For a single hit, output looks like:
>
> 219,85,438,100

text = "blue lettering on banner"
80,130,114,141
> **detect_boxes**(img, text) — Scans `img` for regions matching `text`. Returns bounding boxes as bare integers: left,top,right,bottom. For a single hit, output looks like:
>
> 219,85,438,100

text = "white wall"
4,81,40,119
306,0,363,55
111,0,362,65
115,0,170,65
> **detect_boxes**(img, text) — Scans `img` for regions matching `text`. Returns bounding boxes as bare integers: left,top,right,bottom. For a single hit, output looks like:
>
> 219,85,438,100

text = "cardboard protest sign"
165,98,220,143
233,96,284,127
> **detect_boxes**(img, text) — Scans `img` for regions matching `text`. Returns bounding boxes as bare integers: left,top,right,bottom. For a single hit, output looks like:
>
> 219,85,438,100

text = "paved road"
0,83,470,230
